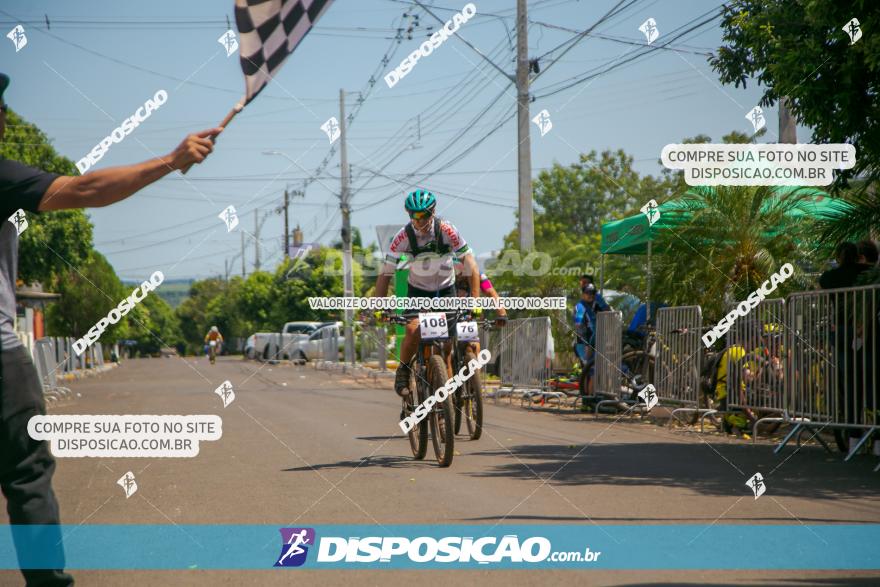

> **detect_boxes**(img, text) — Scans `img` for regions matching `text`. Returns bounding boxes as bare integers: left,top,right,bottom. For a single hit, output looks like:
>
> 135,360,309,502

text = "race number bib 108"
456,321,479,342
419,312,448,340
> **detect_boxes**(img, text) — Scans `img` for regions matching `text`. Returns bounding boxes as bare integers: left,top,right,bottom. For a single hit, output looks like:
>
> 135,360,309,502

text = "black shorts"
407,284,456,298
404,284,457,322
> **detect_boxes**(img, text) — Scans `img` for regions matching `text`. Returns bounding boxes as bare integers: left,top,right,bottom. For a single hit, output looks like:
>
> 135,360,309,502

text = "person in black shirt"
818,241,877,449
0,72,220,586
818,242,871,290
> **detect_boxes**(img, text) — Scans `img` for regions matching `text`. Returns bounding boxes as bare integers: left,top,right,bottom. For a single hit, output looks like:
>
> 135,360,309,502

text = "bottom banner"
1,524,878,570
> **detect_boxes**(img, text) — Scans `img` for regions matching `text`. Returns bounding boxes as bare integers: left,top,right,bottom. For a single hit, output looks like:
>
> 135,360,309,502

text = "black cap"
0,73,8,102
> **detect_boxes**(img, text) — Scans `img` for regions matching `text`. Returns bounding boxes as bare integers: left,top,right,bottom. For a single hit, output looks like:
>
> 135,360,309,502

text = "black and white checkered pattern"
235,0,333,104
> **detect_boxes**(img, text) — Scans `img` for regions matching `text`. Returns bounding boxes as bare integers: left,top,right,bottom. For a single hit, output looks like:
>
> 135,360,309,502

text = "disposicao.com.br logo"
310,534,600,565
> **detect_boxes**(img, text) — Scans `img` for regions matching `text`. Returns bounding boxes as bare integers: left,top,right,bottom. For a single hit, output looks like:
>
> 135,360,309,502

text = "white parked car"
291,322,343,362
244,335,256,360
252,321,322,361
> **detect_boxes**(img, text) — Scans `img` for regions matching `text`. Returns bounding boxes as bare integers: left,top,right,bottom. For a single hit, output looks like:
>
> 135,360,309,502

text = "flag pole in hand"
181,100,244,174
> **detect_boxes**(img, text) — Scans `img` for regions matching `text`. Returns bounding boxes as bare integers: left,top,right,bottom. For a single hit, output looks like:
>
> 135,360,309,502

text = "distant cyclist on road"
204,325,223,356
373,189,480,397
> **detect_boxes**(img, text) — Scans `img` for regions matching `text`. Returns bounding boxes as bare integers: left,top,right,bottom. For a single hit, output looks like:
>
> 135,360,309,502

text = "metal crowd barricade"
358,325,380,365
493,317,560,405
777,285,879,465
722,298,789,437
34,338,72,402
654,306,706,424
593,311,623,396
322,325,339,363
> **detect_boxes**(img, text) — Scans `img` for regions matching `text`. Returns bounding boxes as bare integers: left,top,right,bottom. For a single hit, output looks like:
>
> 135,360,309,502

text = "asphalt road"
3,355,879,586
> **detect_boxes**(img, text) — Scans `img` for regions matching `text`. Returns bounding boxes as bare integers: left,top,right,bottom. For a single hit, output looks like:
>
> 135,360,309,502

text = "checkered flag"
235,0,334,104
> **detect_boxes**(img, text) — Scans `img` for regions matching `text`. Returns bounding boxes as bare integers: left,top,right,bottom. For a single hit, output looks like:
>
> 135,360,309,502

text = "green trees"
711,0,880,242
172,245,367,353
650,185,815,321
1,109,93,284
491,149,675,300
45,251,128,340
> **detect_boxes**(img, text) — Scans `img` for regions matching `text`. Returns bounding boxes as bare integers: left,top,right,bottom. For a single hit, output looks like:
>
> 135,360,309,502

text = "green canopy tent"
598,186,851,307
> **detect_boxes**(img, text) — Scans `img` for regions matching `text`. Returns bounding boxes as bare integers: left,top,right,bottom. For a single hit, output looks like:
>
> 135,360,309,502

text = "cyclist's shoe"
395,363,412,398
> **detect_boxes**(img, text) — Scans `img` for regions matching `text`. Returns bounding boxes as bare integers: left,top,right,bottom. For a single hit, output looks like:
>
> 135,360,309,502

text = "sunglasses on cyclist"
408,209,432,221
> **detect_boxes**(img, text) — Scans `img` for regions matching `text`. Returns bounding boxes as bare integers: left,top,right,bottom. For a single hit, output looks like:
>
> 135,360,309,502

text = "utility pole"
778,96,797,144
241,230,246,277
279,186,305,259
283,188,290,259
414,0,534,250
254,209,260,272
339,88,355,365
516,0,534,251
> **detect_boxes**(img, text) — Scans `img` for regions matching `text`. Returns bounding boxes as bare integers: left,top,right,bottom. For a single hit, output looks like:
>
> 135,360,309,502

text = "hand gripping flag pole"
182,0,334,173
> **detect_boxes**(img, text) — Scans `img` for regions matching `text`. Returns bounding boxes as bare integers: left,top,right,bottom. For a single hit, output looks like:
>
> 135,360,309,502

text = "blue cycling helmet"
404,189,436,213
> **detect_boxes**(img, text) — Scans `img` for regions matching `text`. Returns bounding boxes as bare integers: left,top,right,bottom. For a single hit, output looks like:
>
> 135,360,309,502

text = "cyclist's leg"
399,318,420,365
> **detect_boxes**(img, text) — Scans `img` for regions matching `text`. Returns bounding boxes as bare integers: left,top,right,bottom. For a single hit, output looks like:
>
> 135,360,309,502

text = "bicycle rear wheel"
463,350,484,440
427,355,455,467
408,368,428,460
453,386,464,435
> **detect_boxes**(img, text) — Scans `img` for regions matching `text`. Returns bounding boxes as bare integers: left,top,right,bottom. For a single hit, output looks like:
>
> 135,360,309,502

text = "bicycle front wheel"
427,355,455,467
463,350,484,440
409,368,428,460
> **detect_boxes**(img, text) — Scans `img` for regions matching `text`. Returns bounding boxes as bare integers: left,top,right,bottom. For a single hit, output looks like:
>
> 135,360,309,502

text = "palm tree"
650,185,817,322
816,182,880,246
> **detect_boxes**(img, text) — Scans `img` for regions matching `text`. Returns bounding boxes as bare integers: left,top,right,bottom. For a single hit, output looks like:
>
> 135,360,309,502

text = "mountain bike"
451,314,494,440
208,340,218,364
386,310,457,467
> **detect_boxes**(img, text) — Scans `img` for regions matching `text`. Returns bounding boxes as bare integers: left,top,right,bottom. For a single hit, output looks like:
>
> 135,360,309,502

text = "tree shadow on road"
467,441,880,500
282,455,433,472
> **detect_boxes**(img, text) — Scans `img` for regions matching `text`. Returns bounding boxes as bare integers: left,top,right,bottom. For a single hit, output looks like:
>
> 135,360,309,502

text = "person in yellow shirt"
204,326,223,363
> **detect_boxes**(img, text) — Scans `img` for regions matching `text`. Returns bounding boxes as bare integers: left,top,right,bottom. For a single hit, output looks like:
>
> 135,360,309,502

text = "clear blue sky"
2,0,791,281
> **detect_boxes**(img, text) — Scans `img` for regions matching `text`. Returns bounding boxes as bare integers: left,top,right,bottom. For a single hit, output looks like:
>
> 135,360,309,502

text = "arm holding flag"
40,127,222,210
